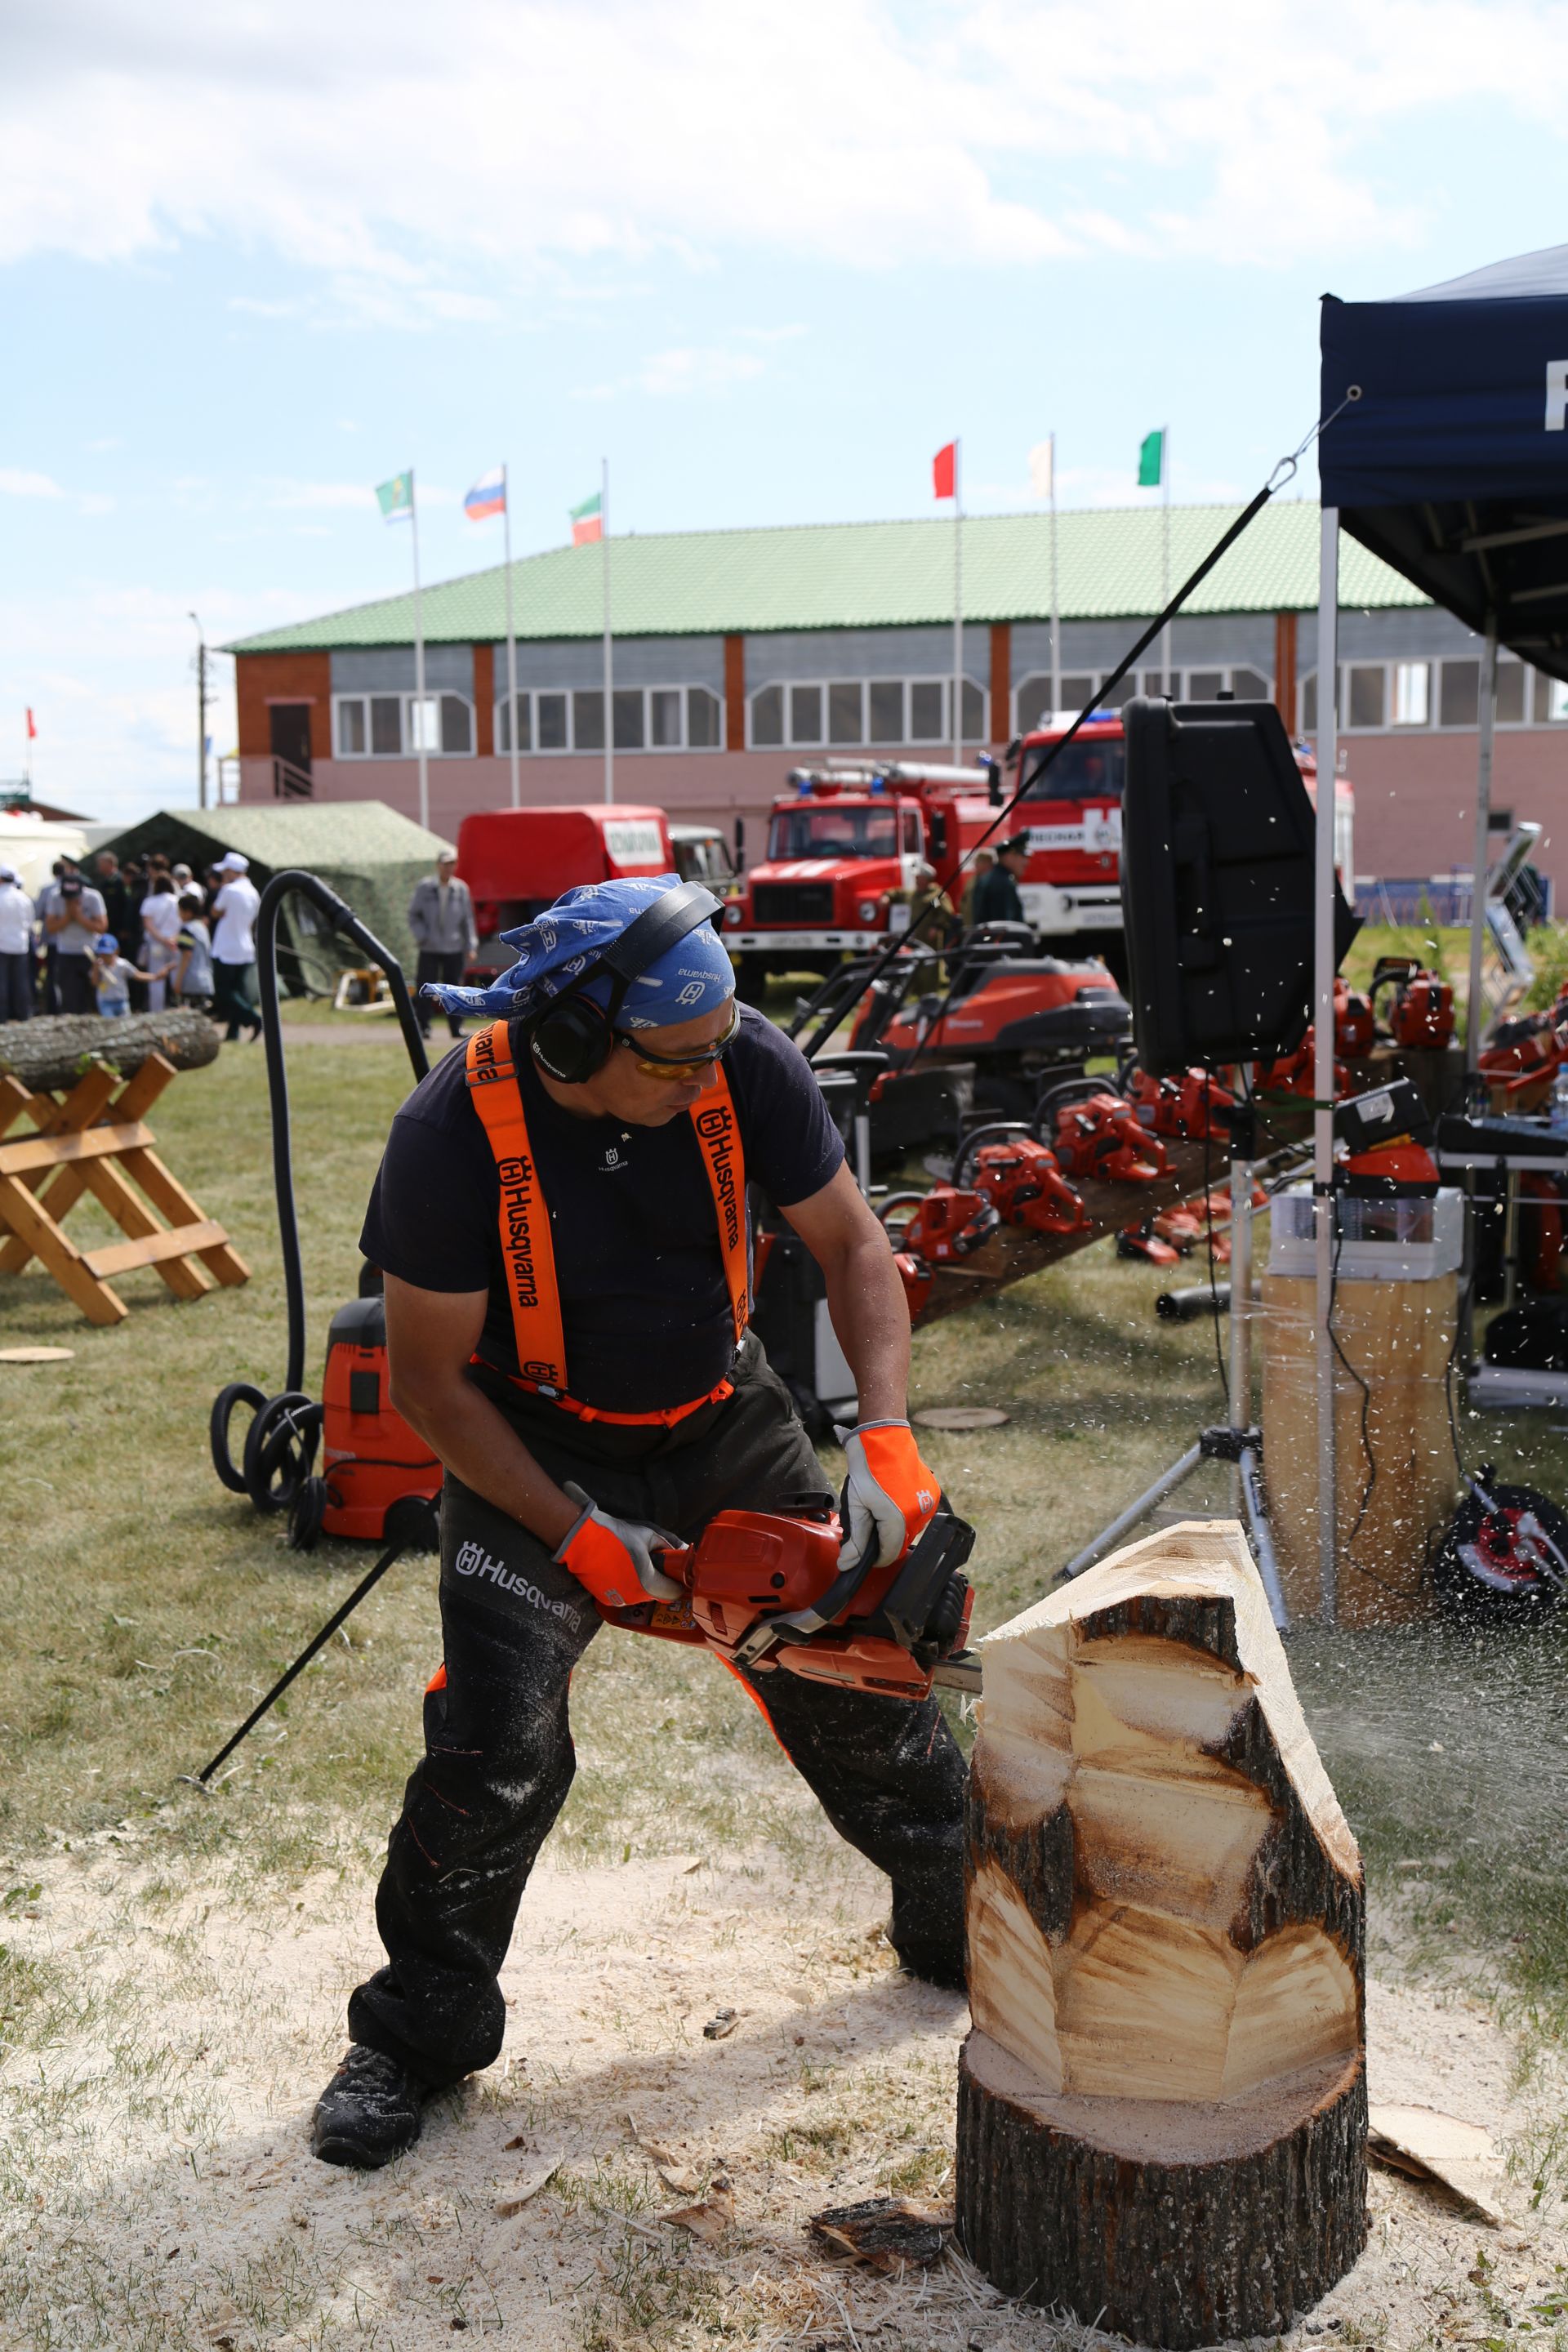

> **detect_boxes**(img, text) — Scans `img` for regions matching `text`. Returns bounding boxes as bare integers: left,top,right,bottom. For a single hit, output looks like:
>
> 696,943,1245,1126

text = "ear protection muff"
528,880,724,1084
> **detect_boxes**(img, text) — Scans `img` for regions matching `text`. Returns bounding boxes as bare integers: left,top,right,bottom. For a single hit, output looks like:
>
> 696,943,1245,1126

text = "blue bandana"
422,873,736,1030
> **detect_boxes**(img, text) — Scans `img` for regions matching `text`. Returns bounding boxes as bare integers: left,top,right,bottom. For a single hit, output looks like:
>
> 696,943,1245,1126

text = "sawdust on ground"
2,1826,1564,2352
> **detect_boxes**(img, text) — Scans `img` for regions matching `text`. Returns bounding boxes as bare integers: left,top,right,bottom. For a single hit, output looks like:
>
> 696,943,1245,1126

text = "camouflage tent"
96,801,453,993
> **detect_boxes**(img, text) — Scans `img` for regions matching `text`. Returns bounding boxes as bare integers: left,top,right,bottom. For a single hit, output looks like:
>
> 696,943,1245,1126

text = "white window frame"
748,675,986,751
332,690,474,759
494,683,721,755
1304,657,1557,737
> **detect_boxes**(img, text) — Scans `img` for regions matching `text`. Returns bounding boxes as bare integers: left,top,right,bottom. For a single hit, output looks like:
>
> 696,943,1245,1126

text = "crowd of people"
0,845,261,1039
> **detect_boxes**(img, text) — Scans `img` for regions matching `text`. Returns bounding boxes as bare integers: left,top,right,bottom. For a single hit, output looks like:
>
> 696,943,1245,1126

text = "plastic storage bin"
1267,1183,1463,1281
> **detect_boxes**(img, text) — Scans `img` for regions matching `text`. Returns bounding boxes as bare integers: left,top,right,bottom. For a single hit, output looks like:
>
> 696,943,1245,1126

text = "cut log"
0,1010,220,1095
956,1518,1366,2349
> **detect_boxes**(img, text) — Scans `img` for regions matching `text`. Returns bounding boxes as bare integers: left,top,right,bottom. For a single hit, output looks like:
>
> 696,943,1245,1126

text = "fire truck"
722,715,1355,993
457,803,675,975
720,762,1002,996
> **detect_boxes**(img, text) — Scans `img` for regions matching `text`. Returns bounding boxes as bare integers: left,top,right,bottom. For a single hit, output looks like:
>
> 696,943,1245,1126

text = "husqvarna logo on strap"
496,1151,562,1381
695,1102,741,1254
466,1027,507,1086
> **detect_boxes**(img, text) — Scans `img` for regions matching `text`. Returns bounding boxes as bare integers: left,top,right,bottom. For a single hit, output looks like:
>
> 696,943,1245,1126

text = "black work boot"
312,2043,427,2169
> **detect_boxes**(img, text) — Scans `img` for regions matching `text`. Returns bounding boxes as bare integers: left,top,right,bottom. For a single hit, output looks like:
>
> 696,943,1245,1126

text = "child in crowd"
173,893,214,1009
91,935,144,1018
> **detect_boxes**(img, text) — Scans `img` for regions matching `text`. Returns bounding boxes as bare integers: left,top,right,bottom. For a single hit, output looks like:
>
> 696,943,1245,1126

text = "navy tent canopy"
1320,242,1568,681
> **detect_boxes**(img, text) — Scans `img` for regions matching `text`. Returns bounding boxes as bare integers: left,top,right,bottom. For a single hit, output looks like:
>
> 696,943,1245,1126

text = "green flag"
376,470,413,519
1137,430,1165,489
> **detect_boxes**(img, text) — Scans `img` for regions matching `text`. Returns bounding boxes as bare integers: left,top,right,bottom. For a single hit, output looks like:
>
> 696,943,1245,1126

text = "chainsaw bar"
931,1649,983,1695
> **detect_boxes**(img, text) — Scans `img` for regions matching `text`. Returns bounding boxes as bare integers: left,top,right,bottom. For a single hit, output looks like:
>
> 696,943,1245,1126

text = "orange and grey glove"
553,1481,684,1610
836,1419,941,1570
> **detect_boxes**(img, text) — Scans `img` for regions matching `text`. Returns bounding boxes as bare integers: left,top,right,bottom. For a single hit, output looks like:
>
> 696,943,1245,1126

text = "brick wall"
235,652,333,762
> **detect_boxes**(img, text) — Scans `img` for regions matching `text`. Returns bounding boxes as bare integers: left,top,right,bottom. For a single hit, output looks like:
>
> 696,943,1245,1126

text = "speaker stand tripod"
1058,1101,1289,1628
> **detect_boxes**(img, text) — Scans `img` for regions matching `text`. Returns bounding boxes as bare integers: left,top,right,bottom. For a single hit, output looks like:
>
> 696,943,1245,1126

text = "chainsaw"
597,1503,980,1701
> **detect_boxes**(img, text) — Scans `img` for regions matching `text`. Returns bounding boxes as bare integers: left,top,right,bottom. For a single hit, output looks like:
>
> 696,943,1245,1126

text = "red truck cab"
721,762,999,992
457,803,674,973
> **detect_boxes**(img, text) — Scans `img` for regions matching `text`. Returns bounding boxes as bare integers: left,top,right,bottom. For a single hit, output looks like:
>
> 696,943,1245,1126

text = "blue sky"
5,0,1568,822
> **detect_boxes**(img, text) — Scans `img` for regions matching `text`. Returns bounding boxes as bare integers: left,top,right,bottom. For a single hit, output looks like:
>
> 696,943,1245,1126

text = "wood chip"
809,2195,953,2270
702,2007,738,2039
1368,2105,1505,2225
913,1405,1009,1431
626,2114,700,2194
658,2180,733,2241
492,2158,561,2217
0,1346,74,1364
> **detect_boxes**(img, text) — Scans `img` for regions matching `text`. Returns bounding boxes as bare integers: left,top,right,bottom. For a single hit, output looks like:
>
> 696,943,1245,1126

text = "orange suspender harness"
464,1018,748,1428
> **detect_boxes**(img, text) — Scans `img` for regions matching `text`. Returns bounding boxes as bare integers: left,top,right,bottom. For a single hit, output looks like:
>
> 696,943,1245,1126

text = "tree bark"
0,1010,220,1094
956,1519,1367,2346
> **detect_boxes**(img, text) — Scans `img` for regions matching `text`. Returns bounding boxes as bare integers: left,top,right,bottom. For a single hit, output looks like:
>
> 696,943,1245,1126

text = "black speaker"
1120,697,1361,1076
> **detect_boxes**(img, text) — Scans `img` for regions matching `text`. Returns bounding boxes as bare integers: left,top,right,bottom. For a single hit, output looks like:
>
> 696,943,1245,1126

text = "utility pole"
189,612,209,810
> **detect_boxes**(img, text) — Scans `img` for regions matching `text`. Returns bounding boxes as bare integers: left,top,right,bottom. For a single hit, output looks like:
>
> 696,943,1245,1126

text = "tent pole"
1464,619,1498,1074
1314,507,1339,1627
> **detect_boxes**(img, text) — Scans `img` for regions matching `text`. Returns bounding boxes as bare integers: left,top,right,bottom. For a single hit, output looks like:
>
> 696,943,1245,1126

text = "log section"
957,1519,1366,2347
0,1010,220,1094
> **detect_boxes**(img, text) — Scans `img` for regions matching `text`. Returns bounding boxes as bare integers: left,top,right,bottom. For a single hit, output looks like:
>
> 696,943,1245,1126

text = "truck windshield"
768,805,901,859
1019,738,1126,802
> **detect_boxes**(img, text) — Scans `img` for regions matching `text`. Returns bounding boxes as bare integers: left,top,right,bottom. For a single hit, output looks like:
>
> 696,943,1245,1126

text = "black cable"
256,871,429,1392
1201,1100,1228,1409
798,468,1294,1067
1326,1218,1401,1574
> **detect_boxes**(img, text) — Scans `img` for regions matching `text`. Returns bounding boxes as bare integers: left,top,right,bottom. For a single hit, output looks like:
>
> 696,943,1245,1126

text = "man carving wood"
313,874,964,2168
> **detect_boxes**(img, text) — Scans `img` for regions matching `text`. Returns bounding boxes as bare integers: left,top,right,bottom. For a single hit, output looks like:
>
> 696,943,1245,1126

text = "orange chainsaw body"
598,1507,974,1701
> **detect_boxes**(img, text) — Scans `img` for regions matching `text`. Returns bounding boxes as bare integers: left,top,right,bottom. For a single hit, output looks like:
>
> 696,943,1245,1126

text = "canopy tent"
97,800,454,991
1308,241,1568,1618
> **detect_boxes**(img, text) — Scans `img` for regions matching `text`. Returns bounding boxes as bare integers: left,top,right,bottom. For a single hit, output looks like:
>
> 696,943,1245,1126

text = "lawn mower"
790,924,1133,1144
207,870,443,1552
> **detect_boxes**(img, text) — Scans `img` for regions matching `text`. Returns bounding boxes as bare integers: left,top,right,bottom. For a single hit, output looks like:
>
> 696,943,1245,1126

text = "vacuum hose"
209,871,430,1528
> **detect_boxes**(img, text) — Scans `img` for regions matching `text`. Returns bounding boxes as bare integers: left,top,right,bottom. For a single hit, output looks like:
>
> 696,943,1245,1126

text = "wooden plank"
0,1069,122,1273
84,1221,228,1278
0,1120,155,1178
911,1140,1215,1328
0,1174,127,1325
1261,1270,1457,1627
115,1144,249,1287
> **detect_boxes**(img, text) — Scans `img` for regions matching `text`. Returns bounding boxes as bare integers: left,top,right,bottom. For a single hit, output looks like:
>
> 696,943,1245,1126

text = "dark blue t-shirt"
360,1006,843,1413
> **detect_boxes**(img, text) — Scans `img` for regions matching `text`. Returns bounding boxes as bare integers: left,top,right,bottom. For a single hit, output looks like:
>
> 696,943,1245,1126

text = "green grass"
2,1026,1566,2024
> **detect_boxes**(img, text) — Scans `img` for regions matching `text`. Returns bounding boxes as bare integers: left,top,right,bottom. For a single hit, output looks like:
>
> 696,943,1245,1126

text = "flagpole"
1049,430,1060,722
951,437,963,768
502,464,520,810
410,470,430,833
1160,423,1172,696
601,456,613,805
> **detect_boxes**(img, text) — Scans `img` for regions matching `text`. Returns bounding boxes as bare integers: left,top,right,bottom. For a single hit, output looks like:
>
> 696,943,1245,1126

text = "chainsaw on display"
598,1503,981,1701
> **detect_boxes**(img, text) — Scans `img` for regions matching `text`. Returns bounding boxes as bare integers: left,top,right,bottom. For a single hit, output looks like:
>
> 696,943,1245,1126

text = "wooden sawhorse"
0,1053,249,1326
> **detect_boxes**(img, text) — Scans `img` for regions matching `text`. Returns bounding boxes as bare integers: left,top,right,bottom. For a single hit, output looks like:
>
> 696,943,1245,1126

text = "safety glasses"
617,1002,741,1079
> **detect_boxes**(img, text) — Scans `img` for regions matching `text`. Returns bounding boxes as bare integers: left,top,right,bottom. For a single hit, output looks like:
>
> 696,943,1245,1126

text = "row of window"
1301,659,1568,732
334,684,722,760
332,655,1568,760
749,676,988,750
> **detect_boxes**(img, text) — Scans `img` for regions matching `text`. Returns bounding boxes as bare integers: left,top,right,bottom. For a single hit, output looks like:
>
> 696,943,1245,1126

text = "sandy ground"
2,1821,1563,2352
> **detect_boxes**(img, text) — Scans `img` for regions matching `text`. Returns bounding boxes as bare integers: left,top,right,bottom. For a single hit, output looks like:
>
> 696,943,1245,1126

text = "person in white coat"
210,851,262,1040
0,865,35,1022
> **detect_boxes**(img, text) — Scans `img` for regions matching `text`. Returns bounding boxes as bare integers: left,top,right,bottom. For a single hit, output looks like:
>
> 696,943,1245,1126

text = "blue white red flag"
464,466,506,522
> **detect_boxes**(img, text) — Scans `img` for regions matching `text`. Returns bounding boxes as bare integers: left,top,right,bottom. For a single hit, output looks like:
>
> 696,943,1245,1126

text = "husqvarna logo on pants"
452,1538,582,1629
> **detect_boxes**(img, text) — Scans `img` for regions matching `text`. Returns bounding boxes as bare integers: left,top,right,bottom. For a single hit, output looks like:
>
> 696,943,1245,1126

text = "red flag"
932,441,956,500
25,708,35,740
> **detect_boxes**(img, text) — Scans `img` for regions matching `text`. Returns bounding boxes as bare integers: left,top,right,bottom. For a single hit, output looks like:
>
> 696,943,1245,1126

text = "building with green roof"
227,501,1568,892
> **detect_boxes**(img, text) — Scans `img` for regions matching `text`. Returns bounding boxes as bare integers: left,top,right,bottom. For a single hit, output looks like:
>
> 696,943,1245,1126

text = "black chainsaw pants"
347,1335,968,2091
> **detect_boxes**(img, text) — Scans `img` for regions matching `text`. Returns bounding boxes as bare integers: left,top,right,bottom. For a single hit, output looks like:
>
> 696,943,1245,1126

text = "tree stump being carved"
956,1519,1366,2349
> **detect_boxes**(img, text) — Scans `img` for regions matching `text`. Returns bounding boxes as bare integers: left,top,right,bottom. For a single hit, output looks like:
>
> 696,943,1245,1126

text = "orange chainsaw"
597,1504,978,1701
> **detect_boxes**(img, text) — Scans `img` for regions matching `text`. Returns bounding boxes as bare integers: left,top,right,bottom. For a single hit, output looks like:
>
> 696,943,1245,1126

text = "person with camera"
311,874,964,2170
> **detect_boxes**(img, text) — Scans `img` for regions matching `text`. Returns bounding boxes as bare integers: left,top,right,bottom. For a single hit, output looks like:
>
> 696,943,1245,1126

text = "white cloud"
0,469,65,498
2,1,1563,301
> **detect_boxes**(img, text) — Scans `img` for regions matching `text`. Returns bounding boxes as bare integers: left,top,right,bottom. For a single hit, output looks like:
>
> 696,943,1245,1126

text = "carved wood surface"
956,1520,1367,2346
